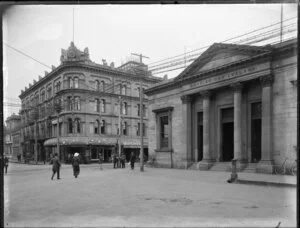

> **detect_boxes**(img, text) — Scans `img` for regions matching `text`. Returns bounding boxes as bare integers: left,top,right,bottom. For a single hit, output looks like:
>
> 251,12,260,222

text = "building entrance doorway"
197,112,203,161
251,102,262,163
221,107,234,162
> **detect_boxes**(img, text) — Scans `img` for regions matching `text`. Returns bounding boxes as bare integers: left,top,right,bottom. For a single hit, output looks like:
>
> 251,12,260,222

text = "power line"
148,16,297,66
3,42,52,69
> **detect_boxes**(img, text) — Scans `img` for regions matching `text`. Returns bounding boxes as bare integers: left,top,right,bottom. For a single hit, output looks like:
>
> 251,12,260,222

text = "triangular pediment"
175,43,271,81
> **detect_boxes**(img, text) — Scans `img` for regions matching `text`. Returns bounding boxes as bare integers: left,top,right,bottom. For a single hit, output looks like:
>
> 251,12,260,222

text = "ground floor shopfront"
145,40,297,174
43,136,148,164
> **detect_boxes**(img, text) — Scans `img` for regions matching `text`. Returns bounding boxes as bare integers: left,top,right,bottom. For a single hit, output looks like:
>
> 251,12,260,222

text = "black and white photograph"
2,3,297,227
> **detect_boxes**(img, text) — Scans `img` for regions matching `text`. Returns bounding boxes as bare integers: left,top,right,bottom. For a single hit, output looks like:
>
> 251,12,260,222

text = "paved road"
4,163,296,227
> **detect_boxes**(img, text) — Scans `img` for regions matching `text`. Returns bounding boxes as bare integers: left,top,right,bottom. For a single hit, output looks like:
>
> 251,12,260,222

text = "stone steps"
187,163,198,170
209,162,232,172
241,163,258,173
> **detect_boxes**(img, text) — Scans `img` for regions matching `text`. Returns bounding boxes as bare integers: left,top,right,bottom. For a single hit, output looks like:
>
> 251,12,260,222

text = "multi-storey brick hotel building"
145,39,297,174
19,42,162,163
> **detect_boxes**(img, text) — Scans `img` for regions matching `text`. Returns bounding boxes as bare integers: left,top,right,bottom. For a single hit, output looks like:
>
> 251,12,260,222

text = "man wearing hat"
72,153,80,178
51,153,61,180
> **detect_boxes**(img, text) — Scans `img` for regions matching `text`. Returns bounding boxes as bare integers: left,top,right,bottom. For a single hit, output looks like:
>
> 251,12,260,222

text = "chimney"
21,90,24,93
38,76,42,80
33,80,37,84
44,71,49,76
102,59,107,66
110,62,115,68
25,86,28,90
52,65,56,70
29,83,32,87
163,74,168,80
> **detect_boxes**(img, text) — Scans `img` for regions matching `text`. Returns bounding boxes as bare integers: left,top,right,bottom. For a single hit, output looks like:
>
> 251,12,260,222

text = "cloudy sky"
2,4,297,120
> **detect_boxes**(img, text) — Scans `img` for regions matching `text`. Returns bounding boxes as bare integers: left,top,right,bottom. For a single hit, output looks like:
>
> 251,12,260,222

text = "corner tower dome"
60,42,91,64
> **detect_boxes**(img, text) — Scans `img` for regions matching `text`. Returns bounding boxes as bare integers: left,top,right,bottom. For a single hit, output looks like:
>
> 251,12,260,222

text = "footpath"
8,161,297,187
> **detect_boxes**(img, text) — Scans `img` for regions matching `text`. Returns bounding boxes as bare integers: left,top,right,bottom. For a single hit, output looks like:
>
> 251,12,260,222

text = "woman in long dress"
72,153,80,178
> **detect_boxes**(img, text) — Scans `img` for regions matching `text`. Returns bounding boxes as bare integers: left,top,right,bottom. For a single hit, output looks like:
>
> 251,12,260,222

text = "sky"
2,4,297,120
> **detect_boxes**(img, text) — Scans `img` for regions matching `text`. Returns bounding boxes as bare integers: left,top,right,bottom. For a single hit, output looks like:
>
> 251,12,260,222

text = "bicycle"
274,158,297,176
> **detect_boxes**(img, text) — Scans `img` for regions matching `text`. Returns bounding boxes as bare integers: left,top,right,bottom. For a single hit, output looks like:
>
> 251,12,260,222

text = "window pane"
160,116,169,148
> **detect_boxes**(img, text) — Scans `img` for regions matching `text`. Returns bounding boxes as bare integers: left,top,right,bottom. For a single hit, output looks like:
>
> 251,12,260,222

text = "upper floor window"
121,85,126,95
55,81,61,93
68,77,73,89
67,96,73,111
74,77,79,88
101,120,105,134
123,121,128,135
122,102,128,115
95,99,100,112
68,118,73,133
159,116,169,148
137,122,146,137
95,80,100,91
41,92,45,102
101,99,106,113
74,118,81,133
94,120,100,134
100,81,105,92
74,96,81,111
47,87,52,99
137,104,146,117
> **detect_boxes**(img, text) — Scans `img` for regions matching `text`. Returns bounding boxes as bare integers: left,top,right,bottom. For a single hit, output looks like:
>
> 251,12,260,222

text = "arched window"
68,118,73,133
95,99,100,112
68,77,73,88
94,120,100,134
101,99,105,113
74,119,81,133
95,80,100,91
121,85,126,95
100,81,105,92
122,102,128,115
74,77,79,88
101,120,105,134
67,96,73,111
74,96,81,111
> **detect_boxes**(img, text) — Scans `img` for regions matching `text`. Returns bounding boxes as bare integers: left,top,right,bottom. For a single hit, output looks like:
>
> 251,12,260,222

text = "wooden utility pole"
118,96,122,162
139,80,144,172
131,53,149,64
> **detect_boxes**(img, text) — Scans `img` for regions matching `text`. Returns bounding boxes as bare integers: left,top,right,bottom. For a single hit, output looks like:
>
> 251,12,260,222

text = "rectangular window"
160,116,169,148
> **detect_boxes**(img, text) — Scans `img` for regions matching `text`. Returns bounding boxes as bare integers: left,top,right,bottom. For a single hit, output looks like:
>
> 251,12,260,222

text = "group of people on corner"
51,152,81,180
50,150,139,181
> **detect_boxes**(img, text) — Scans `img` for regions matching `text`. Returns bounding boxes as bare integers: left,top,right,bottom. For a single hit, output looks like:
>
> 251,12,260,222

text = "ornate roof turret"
60,42,91,64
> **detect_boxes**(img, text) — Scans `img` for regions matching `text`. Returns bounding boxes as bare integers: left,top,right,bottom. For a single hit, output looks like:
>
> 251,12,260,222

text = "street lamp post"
139,81,144,172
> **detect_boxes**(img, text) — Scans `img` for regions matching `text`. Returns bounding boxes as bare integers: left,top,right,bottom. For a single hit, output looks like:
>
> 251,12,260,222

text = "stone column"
181,95,192,169
231,83,246,170
197,90,215,170
257,75,274,174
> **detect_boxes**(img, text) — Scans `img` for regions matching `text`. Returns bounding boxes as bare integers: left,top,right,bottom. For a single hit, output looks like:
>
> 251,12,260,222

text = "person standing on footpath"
4,155,9,174
129,151,135,170
112,154,117,169
121,153,126,168
98,153,104,170
51,153,61,180
72,153,80,178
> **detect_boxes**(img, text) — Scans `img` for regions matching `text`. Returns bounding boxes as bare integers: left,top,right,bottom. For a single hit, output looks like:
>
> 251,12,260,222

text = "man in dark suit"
130,151,135,170
4,156,9,174
51,153,61,180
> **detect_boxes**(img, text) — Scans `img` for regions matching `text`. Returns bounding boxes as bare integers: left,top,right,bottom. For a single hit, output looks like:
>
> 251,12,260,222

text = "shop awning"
44,137,117,147
44,137,148,148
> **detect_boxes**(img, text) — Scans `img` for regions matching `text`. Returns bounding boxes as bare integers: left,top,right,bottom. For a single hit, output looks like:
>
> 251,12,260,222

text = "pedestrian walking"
72,153,80,178
113,154,117,169
51,153,61,180
98,153,104,170
130,151,135,170
4,155,9,174
121,153,126,168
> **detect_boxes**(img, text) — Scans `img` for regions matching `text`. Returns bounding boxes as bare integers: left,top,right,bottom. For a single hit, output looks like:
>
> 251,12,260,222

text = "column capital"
199,90,211,99
260,74,273,87
180,95,192,103
230,82,243,92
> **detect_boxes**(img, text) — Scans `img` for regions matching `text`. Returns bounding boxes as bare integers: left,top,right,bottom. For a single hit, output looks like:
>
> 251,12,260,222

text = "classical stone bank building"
145,39,297,174
19,42,162,163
